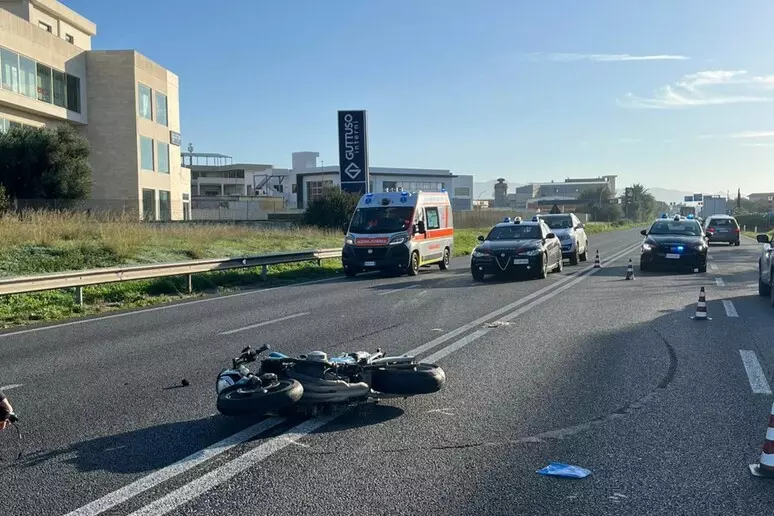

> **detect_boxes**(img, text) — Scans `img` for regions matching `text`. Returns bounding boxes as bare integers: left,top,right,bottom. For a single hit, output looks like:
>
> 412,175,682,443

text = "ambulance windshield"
349,207,414,234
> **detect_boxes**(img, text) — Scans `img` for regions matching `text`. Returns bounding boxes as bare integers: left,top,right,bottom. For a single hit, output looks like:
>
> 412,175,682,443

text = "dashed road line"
219,312,310,335
710,263,718,271
377,284,421,296
0,384,22,391
723,300,738,318
740,350,772,394
715,277,725,287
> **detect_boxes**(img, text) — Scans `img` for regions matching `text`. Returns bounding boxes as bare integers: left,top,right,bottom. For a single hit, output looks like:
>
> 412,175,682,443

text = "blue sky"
65,0,774,195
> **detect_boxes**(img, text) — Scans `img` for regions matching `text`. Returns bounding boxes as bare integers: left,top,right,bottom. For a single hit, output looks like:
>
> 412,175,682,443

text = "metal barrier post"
186,274,193,294
261,265,268,281
75,286,83,306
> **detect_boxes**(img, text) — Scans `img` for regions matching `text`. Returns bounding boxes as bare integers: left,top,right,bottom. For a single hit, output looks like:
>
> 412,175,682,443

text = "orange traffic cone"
690,287,711,321
750,402,774,477
625,259,635,280
593,250,601,268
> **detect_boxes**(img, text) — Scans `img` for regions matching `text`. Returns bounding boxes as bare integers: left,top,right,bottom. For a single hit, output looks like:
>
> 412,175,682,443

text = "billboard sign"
337,110,370,194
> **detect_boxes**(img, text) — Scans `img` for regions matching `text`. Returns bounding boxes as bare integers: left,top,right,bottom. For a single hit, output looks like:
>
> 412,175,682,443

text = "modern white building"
182,150,475,212
0,0,190,220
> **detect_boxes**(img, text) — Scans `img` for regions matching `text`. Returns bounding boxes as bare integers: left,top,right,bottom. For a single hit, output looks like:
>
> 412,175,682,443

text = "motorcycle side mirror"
546,233,556,240
417,220,426,233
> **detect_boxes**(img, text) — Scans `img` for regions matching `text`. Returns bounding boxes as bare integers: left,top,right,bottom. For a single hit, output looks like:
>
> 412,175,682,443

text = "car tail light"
736,227,741,233
707,227,715,233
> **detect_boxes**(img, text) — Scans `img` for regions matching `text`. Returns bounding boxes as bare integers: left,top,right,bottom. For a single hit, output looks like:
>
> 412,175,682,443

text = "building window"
38,21,52,33
52,70,66,107
142,189,156,221
454,187,471,197
156,92,168,126
66,74,80,113
138,83,152,120
291,184,298,194
158,190,171,221
157,141,169,173
18,56,36,98
1,48,19,93
36,63,51,103
0,118,6,133
383,181,397,192
140,136,154,171
65,34,74,44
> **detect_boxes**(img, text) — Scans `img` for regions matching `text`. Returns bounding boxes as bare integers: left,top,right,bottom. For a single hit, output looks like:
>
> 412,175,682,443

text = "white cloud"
619,70,774,109
696,130,774,140
742,143,774,147
528,52,689,62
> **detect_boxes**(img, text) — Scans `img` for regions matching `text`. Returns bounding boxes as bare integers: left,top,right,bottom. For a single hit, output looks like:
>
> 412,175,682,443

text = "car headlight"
344,235,355,245
559,234,572,241
522,249,542,256
694,243,706,251
642,243,653,251
389,235,407,246
472,250,488,258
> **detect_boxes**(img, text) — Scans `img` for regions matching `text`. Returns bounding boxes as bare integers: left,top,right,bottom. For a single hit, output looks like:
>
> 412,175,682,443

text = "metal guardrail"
0,248,342,304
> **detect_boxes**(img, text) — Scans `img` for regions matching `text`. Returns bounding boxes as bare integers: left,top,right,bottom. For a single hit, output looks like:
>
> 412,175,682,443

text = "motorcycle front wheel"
217,379,303,417
371,363,446,395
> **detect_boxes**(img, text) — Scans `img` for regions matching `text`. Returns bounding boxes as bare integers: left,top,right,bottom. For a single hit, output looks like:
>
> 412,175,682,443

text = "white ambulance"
342,191,454,277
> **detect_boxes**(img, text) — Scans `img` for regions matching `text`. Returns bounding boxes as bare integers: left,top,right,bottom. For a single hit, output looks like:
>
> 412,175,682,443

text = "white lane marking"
710,263,718,271
63,417,286,516
723,300,739,318
125,415,336,516
407,242,642,358
73,239,642,516
218,312,310,336
739,350,772,394
709,255,714,260
0,277,340,339
377,284,420,296
715,277,725,287
424,329,490,363
0,384,22,391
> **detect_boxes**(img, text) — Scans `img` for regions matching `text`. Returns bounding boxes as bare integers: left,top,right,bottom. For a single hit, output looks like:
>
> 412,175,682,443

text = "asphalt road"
3,228,774,515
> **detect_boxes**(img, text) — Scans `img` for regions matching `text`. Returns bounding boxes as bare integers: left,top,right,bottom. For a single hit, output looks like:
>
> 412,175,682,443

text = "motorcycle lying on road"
215,345,446,417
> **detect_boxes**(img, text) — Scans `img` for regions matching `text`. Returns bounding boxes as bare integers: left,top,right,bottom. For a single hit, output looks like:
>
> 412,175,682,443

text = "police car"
639,214,708,273
470,216,563,281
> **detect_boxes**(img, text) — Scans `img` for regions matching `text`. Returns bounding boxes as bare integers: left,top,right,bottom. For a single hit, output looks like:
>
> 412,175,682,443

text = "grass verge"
0,212,639,328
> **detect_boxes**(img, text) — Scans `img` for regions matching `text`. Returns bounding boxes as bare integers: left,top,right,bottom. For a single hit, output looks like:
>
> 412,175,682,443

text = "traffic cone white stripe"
760,452,774,467
751,402,774,476
766,428,774,441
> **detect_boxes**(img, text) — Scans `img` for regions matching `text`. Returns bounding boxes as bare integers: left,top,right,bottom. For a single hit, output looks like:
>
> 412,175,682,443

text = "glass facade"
157,141,169,173
156,92,168,126
138,83,152,120
382,180,446,192
142,189,156,221
0,46,81,112
140,136,154,171
158,190,171,221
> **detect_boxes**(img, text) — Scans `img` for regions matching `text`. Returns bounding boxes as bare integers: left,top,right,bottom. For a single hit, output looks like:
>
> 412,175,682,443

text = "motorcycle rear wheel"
217,379,303,417
371,363,446,395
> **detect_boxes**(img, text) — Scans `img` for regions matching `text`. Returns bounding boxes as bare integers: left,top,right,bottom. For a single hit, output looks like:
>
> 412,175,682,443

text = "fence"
0,249,342,305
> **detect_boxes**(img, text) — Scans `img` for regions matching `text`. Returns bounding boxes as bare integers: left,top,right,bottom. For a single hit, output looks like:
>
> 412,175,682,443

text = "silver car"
756,233,774,304
536,213,589,265
704,215,740,246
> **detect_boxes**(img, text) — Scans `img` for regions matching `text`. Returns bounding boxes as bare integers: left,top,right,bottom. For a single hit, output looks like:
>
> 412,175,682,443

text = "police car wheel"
579,247,588,262
471,268,485,281
344,266,357,278
570,249,579,266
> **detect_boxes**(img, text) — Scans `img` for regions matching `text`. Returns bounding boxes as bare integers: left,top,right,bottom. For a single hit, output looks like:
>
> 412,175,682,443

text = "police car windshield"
349,207,413,234
487,224,541,240
648,220,702,236
539,215,572,229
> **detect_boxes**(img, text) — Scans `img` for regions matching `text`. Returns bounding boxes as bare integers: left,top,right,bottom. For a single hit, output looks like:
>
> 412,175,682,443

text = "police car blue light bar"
531,216,539,222
661,213,668,218
503,217,511,223
686,214,694,219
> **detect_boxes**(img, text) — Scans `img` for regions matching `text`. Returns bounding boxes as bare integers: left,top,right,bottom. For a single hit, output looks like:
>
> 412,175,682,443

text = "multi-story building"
182,150,475,215
0,0,190,220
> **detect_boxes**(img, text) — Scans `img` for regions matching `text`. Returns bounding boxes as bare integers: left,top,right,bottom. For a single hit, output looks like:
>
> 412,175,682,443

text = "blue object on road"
536,462,591,478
